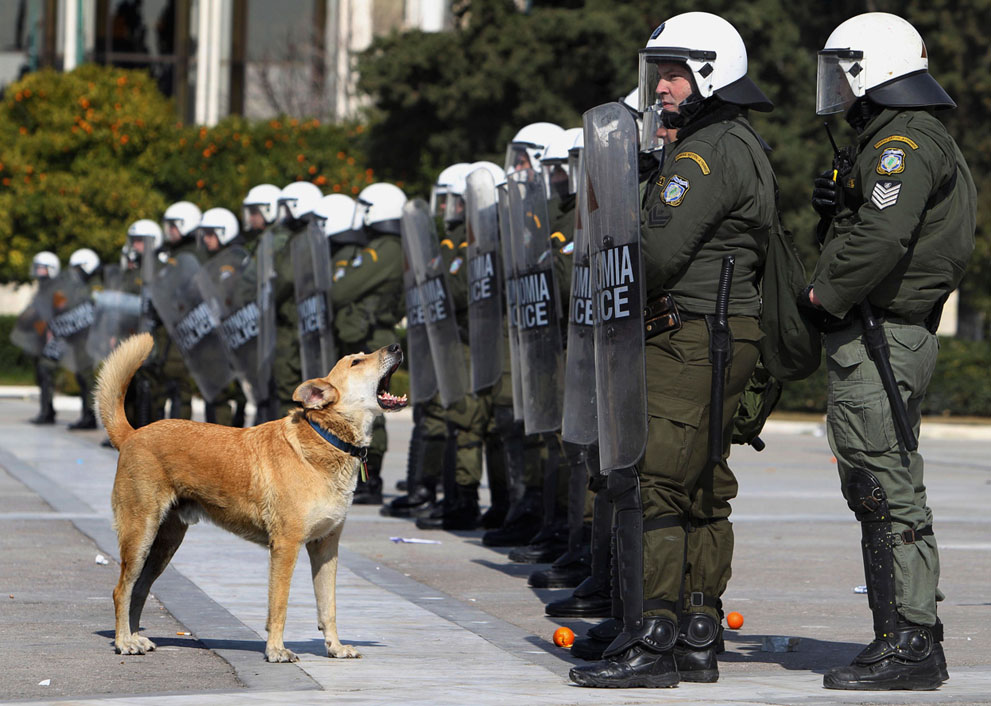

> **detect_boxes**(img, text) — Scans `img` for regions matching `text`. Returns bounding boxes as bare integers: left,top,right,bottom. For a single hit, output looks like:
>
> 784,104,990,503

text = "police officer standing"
66,248,103,430
26,252,61,425
808,13,975,691
571,12,775,688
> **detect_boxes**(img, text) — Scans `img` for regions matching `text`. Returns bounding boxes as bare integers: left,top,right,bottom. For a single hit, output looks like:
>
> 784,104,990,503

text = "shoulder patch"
333,267,346,282
550,231,566,244
449,256,463,275
873,135,919,151
458,241,468,249
876,147,906,175
351,253,363,268
440,238,454,250
675,151,710,175
661,174,690,206
871,180,901,210
363,247,378,262
647,204,671,228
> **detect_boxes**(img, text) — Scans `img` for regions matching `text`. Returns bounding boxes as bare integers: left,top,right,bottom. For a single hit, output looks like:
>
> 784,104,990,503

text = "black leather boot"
674,613,721,682
69,408,97,430
528,550,589,588
508,520,568,563
415,484,479,530
382,484,435,518
482,487,543,547
571,618,622,660
479,502,508,529
569,616,679,688
823,622,946,690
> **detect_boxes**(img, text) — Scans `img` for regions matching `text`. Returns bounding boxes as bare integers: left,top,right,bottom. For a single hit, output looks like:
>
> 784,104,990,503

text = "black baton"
708,255,735,465
859,300,918,452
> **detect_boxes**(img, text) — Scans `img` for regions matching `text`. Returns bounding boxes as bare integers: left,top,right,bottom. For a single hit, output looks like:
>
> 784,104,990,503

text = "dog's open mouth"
377,360,408,411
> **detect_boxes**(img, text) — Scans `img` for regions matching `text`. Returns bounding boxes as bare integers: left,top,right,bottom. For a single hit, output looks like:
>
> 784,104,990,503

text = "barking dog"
98,333,407,662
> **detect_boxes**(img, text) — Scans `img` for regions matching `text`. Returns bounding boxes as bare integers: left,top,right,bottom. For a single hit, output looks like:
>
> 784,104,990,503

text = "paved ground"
1,390,989,705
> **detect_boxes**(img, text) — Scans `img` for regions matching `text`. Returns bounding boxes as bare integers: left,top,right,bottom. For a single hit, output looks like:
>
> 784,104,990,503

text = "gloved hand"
812,169,842,219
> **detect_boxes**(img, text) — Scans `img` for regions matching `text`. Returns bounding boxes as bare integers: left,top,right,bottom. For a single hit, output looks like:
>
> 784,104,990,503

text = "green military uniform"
812,108,976,627
636,107,772,626
268,223,302,416
69,268,104,429
157,236,202,420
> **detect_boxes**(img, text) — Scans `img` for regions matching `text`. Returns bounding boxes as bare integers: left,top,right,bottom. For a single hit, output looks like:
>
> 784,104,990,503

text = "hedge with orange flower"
0,65,370,282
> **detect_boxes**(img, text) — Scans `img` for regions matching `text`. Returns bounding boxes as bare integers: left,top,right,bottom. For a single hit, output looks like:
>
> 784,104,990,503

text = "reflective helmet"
69,248,100,276
242,183,281,230
446,161,505,225
816,12,955,116
430,163,472,217
31,251,60,279
278,181,323,223
197,207,240,250
358,183,407,235
127,219,164,251
312,194,360,240
504,122,565,177
162,201,202,243
638,12,772,131
541,127,583,199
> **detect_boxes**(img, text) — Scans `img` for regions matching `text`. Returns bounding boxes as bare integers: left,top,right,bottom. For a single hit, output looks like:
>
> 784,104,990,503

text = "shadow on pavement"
722,632,864,674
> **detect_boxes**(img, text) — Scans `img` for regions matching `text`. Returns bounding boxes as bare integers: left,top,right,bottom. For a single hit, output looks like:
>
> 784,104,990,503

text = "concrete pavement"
1,392,990,705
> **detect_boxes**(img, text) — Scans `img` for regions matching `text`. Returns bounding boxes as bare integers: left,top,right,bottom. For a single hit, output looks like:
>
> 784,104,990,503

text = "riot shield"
9,294,50,358
34,269,96,373
290,230,336,380
584,102,647,472
497,184,525,422
256,231,277,405
194,246,266,406
86,265,142,362
465,168,504,392
506,169,564,435
402,254,437,405
401,199,467,408
150,252,234,402
561,153,598,445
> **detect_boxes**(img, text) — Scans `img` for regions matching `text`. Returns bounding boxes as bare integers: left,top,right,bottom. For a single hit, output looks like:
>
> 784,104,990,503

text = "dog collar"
306,418,369,482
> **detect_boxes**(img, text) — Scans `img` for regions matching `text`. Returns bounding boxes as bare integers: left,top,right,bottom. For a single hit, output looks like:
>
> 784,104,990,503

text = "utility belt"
643,293,682,340
820,306,937,335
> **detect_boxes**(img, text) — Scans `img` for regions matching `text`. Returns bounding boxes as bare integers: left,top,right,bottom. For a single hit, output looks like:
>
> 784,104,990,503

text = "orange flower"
365,168,374,177
199,127,208,140
203,148,211,158
351,185,359,194
289,118,298,127
265,139,273,149
337,151,346,160
308,165,317,174
19,126,27,135
315,175,327,185
356,125,365,134
0,162,4,171
196,179,206,188
270,120,282,130
333,184,341,192
120,135,129,145
79,97,89,108
14,91,22,101
38,173,46,181
297,154,305,162
115,103,122,111
135,118,144,127
117,75,127,86
346,157,355,166
25,166,34,174
2,178,10,186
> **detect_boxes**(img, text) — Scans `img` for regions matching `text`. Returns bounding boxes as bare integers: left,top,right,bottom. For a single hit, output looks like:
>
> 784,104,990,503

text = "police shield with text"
35,268,96,375
465,166,504,392
291,227,336,380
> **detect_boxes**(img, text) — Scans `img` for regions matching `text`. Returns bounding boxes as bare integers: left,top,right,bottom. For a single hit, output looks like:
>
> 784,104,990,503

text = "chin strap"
306,417,369,482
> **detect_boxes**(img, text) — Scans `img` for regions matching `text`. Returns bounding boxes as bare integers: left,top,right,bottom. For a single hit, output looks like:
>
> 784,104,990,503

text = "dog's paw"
265,645,299,663
327,642,361,659
116,633,156,655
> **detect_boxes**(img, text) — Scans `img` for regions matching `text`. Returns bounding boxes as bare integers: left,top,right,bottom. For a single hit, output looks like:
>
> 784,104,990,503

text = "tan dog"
97,333,407,662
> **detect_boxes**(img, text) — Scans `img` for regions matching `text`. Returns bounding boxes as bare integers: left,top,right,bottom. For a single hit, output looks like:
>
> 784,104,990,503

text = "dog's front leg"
307,529,360,658
264,537,302,662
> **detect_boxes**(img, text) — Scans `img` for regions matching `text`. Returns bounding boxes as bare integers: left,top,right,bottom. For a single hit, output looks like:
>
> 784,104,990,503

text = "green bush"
0,315,35,383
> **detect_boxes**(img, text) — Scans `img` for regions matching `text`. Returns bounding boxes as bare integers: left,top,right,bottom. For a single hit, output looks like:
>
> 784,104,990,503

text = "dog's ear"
292,379,339,409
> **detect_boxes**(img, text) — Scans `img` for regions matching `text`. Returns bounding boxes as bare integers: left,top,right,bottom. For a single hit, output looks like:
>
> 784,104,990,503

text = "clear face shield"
162,218,186,244
430,186,448,218
639,104,668,154
278,199,297,224
637,47,713,113
567,148,583,194
354,199,371,231
243,203,270,233
196,227,224,253
542,159,571,199
504,143,537,178
816,49,864,115
125,235,152,266
308,214,328,239
444,192,466,225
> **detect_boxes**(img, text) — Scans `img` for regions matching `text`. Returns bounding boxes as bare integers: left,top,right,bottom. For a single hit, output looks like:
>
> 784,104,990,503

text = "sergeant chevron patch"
871,180,902,210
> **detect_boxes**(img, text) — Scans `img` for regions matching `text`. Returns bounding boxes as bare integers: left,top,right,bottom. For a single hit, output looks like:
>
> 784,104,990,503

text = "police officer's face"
247,206,266,231
202,230,221,252
654,62,694,114
165,222,183,243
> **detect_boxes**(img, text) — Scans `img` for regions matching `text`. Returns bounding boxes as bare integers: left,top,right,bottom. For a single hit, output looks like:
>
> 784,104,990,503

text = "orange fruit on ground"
553,626,575,648
726,611,744,629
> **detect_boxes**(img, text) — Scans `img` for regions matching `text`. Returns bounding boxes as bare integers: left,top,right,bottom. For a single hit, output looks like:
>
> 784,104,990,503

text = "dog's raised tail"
96,332,155,449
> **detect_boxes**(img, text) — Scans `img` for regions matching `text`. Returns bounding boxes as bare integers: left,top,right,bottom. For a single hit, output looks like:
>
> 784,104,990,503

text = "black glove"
812,169,841,219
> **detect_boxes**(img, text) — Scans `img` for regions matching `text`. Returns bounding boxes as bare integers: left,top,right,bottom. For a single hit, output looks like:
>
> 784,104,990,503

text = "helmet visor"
504,143,536,176
444,192,466,224
640,105,668,154
429,185,448,218
567,149,582,194
816,50,863,115
638,47,713,113
542,160,571,199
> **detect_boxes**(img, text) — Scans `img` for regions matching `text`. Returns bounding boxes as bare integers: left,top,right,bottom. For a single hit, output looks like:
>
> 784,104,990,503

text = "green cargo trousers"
825,320,940,626
639,317,761,622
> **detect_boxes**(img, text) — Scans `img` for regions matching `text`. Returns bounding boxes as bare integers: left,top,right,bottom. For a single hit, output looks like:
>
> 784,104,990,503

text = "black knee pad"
606,467,640,511
845,468,889,521
679,613,720,649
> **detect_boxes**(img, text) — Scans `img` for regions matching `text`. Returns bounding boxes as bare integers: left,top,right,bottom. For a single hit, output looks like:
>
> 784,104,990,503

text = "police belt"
820,307,926,333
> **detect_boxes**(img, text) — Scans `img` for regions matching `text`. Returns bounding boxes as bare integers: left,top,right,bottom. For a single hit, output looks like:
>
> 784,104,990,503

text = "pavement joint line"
0,445,321,695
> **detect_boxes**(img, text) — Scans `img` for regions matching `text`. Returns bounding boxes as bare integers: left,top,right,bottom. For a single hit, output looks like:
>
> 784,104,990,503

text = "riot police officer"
571,12,774,688
66,248,103,429
26,251,61,424
241,183,281,252
807,12,975,691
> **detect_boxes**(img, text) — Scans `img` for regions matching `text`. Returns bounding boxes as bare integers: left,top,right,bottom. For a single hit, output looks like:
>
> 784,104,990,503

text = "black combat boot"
382,483,435,518
571,618,622,660
569,616,680,688
68,409,97,430
482,487,543,547
544,487,613,615
31,362,56,424
823,621,946,690
508,519,569,563
352,454,384,505
415,484,480,531
674,612,721,683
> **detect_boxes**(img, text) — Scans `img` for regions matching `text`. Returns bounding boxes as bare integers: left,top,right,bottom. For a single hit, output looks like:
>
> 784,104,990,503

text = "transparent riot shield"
194,246,266,406
9,293,50,358
497,184,525,422
401,199,467,408
402,255,437,405
290,229,336,380
256,230,277,403
584,102,647,472
34,269,96,374
465,167,504,392
561,153,598,445
150,252,234,402
87,265,142,362
506,169,564,435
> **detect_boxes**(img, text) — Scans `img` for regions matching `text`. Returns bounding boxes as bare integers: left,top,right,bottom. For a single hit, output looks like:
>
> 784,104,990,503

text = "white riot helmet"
430,163,472,217
567,132,584,195
816,13,955,116
31,251,60,279
446,161,505,225
359,183,407,235
504,122,565,177
127,219,164,251
541,127,583,199
162,201,202,243
197,207,240,251
278,181,323,223
69,248,100,276
638,12,772,131
242,183,281,230
311,194,361,242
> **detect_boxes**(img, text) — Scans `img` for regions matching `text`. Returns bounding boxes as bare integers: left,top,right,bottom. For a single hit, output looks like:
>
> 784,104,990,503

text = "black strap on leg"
607,467,643,639
846,468,898,641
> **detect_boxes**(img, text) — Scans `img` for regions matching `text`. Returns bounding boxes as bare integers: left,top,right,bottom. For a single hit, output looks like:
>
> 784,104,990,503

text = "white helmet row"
69,248,100,276
127,219,164,251
278,181,323,222
198,207,240,248
430,162,472,217
162,201,202,241
31,251,60,278
504,122,565,177
445,161,505,224
312,194,359,239
541,126,583,199
357,183,407,235
242,183,281,230
816,12,954,115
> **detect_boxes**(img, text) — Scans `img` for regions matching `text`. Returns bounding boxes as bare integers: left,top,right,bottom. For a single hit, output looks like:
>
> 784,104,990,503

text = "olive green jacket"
812,108,976,322
330,233,403,349
641,116,774,316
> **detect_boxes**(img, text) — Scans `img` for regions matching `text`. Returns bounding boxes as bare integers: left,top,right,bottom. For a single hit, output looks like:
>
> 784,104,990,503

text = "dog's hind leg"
129,506,189,635
113,509,166,655
307,528,360,659
264,536,303,662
